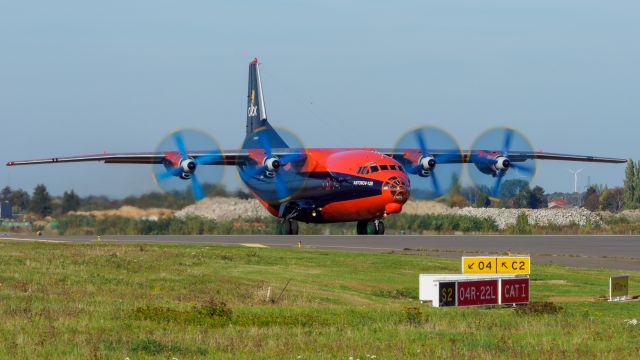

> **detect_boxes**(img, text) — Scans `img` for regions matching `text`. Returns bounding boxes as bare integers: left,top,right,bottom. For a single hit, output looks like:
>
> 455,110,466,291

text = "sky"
1,0,638,198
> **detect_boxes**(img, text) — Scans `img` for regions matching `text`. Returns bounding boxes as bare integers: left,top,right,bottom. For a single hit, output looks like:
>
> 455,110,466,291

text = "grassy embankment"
46,212,640,236
0,240,638,359
51,213,498,236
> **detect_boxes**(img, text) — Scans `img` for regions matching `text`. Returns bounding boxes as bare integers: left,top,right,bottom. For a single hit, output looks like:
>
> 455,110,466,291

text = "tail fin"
244,58,288,149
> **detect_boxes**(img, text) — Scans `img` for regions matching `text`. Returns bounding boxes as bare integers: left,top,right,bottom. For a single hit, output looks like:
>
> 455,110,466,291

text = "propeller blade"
414,130,428,154
190,173,205,201
430,170,442,197
157,167,182,181
502,128,514,155
492,174,505,197
173,132,188,158
394,126,463,200
409,164,422,175
239,126,309,203
274,171,289,201
243,164,267,177
469,127,536,199
153,129,224,202
258,132,273,157
194,153,221,165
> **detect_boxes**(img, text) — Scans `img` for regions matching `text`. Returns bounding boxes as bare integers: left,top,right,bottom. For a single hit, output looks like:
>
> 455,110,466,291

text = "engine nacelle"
419,156,436,170
264,157,281,172
495,156,511,170
180,158,197,173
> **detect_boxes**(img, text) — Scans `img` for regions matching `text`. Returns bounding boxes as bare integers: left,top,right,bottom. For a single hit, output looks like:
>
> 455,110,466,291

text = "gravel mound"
457,207,603,230
71,206,174,220
401,200,456,215
175,197,270,221
174,197,603,229
400,200,603,230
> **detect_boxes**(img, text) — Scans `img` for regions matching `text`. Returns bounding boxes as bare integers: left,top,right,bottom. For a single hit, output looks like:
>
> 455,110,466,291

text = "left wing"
379,148,627,164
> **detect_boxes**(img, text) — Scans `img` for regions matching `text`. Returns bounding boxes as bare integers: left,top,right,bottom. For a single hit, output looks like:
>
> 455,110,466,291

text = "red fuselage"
246,148,410,223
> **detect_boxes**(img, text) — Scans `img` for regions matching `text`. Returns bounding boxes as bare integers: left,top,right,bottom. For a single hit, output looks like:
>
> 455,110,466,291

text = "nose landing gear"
356,219,385,235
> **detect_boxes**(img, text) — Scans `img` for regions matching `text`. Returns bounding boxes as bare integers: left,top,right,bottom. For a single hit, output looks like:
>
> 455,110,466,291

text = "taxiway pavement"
2,234,639,270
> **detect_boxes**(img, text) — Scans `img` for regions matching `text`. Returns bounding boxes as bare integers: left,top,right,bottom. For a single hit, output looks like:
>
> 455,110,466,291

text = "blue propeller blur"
154,131,223,201
241,132,306,202
472,127,536,198
395,126,463,199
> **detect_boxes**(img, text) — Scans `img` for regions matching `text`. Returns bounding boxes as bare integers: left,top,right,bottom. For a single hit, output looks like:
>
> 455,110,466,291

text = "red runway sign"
457,279,499,306
501,278,529,304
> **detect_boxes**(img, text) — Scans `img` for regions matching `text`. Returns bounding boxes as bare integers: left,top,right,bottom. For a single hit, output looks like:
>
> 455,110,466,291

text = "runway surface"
2,234,640,270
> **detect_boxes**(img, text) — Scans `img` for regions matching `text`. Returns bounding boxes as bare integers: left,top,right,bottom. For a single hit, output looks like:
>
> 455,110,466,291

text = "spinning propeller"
393,126,463,199
468,126,537,198
152,129,224,201
237,127,308,203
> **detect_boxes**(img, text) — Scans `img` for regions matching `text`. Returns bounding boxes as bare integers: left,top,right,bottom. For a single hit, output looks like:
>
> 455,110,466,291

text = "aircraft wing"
490,151,627,164
6,148,625,167
5,150,288,167
379,148,627,164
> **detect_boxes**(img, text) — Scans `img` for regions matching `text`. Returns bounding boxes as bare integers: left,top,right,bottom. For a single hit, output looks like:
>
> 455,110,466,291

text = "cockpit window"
359,163,404,174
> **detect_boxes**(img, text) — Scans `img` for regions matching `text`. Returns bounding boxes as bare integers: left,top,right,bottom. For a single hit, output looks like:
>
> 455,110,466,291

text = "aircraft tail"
244,58,288,149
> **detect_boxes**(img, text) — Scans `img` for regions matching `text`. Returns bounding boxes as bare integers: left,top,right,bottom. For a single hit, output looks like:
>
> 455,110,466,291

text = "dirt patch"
70,206,174,219
532,280,572,285
547,295,598,302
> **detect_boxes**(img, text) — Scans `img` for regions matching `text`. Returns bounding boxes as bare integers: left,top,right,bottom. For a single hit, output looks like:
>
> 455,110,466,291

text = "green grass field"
0,240,638,359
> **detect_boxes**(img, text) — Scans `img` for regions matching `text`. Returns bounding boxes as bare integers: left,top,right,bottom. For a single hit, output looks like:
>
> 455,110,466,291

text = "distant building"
548,198,571,209
0,201,12,219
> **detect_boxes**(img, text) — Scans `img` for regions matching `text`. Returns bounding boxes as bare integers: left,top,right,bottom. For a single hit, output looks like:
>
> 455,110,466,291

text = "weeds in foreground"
404,307,423,326
133,299,233,327
515,301,564,315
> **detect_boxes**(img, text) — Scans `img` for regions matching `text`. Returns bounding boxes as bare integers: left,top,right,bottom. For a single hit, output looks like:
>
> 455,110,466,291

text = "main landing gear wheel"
356,220,385,235
276,219,299,235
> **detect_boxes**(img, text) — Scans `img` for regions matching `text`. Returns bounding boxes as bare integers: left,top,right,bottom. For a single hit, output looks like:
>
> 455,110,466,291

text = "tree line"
623,159,640,209
0,184,251,218
1,185,81,218
3,160,638,220
577,158,640,212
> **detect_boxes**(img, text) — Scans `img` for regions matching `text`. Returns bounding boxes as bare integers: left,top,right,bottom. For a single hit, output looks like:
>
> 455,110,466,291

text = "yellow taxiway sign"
462,256,530,275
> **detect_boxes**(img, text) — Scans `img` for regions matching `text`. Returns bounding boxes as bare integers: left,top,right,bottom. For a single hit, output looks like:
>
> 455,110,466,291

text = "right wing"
6,149,309,167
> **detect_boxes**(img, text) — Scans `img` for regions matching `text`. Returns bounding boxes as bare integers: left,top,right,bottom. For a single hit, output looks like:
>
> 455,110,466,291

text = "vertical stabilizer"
247,58,268,135
244,58,288,149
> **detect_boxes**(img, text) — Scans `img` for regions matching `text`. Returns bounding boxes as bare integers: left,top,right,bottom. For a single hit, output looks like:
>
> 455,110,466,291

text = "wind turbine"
567,168,584,193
